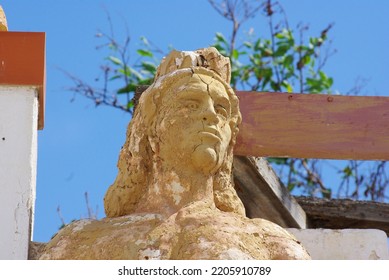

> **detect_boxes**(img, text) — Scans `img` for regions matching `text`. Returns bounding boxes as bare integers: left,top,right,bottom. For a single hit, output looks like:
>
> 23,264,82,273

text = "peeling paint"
170,181,184,205
138,248,161,260
220,248,252,260
72,220,93,232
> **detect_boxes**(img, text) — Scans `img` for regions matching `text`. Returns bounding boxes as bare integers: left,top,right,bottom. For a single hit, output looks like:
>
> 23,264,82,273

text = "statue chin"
191,145,220,173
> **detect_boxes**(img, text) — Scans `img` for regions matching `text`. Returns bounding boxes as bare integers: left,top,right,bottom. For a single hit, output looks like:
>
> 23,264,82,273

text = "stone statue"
39,47,310,260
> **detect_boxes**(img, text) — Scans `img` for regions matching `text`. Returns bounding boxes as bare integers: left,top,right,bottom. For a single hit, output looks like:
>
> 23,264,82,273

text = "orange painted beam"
235,91,389,160
0,32,46,129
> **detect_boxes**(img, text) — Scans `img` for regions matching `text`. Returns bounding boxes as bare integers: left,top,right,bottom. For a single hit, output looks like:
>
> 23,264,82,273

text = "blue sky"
1,0,388,242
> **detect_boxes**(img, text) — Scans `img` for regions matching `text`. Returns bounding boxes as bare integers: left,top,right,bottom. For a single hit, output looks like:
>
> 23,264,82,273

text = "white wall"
288,228,389,260
0,86,38,259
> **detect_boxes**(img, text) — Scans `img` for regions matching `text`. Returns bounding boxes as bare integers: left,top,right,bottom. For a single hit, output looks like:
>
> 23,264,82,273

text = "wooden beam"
233,156,306,229
295,196,389,236
235,91,389,160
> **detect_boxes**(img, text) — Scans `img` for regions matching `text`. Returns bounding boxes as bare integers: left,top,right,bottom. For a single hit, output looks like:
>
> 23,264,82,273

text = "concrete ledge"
288,228,389,260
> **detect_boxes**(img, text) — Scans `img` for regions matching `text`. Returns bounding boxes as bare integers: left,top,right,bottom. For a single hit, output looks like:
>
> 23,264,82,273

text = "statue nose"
202,104,218,125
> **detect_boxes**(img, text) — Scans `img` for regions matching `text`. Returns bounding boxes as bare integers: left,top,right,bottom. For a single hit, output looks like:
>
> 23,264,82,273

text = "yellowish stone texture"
0,6,8,31
40,48,310,260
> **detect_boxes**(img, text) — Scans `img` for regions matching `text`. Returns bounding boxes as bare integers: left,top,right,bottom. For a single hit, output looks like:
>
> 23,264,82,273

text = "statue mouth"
198,128,221,143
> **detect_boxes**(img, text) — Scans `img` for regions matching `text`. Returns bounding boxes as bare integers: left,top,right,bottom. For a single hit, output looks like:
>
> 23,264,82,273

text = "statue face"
156,73,232,174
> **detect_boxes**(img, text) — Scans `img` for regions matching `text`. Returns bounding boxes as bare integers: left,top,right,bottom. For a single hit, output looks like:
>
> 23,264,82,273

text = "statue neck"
134,166,216,218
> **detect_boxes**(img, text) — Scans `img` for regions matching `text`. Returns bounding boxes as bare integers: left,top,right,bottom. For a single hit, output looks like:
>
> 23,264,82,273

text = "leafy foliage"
67,31,160,114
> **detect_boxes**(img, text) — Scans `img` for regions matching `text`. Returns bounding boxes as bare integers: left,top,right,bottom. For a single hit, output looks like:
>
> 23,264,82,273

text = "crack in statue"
39,48,310,260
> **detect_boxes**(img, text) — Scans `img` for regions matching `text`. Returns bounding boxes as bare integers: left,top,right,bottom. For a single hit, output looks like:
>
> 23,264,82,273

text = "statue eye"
215,105,228,119
185,101,199,110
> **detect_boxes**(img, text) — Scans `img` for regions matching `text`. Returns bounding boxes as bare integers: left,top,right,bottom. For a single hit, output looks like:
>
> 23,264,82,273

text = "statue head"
104,47,245,217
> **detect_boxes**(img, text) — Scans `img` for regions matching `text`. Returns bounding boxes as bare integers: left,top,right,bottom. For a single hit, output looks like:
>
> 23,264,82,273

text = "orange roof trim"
0,32,46,130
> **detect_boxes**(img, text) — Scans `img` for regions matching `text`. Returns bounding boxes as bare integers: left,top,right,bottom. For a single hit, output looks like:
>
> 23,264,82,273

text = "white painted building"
0,86,39,259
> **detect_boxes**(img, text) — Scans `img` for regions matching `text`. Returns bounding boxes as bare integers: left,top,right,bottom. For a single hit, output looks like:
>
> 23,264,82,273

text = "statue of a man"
40,48,310,260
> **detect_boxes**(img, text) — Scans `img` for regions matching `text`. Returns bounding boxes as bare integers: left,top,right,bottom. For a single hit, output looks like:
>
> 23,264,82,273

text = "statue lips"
198,127,222,144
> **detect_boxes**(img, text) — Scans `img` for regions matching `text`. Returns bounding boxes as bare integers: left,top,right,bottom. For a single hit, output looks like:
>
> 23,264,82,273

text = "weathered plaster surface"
40,48,310,260
41,202,308,260
0,86,38,259
288,228,389,260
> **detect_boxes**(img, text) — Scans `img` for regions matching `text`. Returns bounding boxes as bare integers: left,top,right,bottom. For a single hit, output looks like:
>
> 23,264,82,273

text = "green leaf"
282,80,293,93
109,74,121,81
137,49,153,57
107,56,122,66
118,66,131,77
319,70,327,80
262,48,273,57
215,32,227,44
254,39,261,51
127,100,134,109
243,41,253,48
274,44,289,57
275,32,285,39
310,37,317,45
117,84,136,94
287,182,296,192
283,55,294,67
141,61,157,74
327,77,334,87
270,81,280,91
128,67,143,80
303,55,311,65
342,166,353,178
139,78,153,85
232,49,239,60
